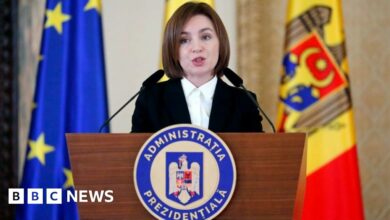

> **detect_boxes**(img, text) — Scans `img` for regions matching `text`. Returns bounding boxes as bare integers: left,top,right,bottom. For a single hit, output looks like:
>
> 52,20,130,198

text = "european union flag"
17,0,109,219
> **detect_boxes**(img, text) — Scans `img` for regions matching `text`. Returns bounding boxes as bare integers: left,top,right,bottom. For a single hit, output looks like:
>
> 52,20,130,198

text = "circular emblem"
134,124,236,220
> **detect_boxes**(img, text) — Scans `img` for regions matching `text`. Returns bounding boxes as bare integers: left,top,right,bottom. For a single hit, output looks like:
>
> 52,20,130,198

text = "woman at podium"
132,2,263,133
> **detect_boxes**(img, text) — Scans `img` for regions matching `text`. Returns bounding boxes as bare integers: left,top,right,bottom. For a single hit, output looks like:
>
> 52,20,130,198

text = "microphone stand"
98,90,142,133
223,68,276,133
240,84,276,133
98,69,165,133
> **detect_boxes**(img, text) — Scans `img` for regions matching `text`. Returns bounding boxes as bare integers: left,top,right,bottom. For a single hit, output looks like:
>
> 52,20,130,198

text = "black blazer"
131,77,263,133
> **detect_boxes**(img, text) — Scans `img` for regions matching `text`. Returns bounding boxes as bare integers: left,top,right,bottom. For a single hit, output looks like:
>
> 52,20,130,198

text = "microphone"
98,69,165,132
223,68,276,133
142,70,165,87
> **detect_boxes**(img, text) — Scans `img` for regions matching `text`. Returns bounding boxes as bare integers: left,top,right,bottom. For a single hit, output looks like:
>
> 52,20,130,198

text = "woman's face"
178,15,219,80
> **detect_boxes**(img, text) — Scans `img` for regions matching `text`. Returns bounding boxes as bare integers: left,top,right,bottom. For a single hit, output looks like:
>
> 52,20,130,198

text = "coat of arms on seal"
133,124,236,220
166,152,203,205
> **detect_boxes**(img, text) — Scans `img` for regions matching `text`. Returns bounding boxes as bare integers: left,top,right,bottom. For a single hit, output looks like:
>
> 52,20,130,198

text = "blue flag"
17,0,109,219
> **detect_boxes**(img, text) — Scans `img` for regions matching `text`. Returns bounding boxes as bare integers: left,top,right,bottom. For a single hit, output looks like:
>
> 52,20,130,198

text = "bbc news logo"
8,188,114,204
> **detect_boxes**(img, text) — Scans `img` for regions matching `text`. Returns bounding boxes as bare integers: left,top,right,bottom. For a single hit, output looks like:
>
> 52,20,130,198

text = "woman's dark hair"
162,2,230,78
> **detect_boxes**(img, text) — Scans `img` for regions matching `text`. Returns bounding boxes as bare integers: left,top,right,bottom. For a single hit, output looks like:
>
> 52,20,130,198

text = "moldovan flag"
160,0,215,81
277,0,364,219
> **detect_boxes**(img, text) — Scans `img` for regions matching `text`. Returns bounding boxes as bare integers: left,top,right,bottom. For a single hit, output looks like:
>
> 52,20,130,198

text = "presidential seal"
134,124,236,220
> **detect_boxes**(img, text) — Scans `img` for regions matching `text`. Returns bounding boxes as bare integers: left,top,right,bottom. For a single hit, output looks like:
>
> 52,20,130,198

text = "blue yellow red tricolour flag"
277,0,364,219
17,0,109,219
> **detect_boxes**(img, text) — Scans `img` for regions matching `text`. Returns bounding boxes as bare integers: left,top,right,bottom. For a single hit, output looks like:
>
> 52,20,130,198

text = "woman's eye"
180,38,190,44
202,34,212,40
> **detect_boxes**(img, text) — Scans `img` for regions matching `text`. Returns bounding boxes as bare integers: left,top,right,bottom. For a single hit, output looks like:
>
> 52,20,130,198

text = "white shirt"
181,76,217,128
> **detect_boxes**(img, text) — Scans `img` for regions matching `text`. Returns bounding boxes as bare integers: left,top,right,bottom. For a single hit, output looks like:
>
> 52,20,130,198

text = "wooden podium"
66,133,306,219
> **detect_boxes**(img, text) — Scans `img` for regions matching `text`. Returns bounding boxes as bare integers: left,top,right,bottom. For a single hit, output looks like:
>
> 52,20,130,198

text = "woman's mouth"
192,57,206,66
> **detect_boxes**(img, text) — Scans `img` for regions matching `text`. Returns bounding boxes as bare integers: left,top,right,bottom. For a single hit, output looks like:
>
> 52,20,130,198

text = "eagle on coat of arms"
168,154,200,204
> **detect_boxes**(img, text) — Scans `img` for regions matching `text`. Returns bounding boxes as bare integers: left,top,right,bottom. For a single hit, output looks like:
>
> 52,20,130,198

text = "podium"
66,133,306,219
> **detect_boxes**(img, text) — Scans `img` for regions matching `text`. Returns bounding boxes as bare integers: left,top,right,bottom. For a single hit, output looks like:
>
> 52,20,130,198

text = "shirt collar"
181,76,217,99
